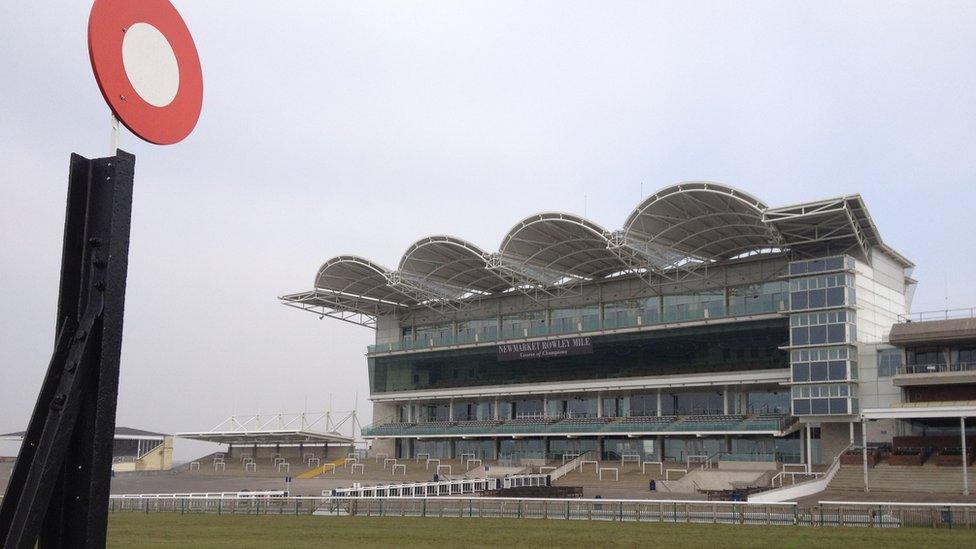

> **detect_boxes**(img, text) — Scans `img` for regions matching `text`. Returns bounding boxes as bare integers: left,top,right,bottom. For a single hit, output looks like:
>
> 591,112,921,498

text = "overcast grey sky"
1,1,974,460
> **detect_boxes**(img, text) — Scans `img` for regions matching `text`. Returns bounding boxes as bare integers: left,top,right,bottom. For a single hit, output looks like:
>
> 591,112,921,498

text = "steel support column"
862,420,869,493
962,417,969,496
0,151,135,548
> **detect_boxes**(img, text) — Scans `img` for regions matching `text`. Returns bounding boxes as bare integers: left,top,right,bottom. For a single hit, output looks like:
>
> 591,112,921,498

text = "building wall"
854,250,910,410
820,422,856,463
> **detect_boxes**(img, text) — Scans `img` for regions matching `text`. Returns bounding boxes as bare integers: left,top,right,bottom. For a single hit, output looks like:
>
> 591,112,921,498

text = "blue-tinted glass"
826,287,845,307
792,363,809,382
791,292,808,310
828,361,846,380
793,400,810,415
810,361,828,381
811,398,829,415
827,324,845,343
792,327,809,346
809,325,827,345
809,289,826,309
828,398,847,414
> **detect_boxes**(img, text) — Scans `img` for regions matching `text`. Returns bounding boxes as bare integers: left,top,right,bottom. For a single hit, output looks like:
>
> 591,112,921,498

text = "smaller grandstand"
175,412,358,477
1,426,173,473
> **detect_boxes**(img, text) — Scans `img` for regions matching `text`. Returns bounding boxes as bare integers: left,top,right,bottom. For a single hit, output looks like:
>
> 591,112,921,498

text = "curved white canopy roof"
623,182,777,261
314,255,415,306
284,181,911,325
398,235,509,295
499,212,630,282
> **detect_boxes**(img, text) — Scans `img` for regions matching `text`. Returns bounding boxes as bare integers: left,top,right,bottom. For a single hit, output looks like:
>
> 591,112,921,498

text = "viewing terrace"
362,413,795,438
367,295,786,355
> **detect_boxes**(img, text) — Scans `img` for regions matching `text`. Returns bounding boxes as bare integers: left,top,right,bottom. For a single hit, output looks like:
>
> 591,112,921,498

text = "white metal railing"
107,494,976,528
549,451,593,481
113,491,286,499
502,474,549,489
327,478,498,498
771,470,824,487
753,443,851,502
898,362,976,375
898,308,976,323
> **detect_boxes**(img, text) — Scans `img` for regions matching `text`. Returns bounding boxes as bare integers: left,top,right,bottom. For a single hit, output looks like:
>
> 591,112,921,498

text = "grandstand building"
1,427,173,473
282,182,916,469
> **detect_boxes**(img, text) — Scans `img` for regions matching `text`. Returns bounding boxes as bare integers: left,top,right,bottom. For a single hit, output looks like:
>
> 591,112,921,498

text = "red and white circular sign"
88,0,203,145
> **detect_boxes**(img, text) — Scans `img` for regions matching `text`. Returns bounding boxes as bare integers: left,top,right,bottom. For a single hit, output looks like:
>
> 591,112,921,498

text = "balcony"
892,362,976,386
368,300,783,355
361,413,795,438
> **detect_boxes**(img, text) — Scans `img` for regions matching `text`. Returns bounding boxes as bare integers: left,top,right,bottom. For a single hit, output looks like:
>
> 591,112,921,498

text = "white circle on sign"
122,22,180,107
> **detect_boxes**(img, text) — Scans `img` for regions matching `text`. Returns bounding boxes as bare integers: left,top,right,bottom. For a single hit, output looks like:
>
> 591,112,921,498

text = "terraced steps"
830,464,976,493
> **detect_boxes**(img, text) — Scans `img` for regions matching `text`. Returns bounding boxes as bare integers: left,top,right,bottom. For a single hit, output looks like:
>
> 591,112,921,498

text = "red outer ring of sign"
88,0,203,145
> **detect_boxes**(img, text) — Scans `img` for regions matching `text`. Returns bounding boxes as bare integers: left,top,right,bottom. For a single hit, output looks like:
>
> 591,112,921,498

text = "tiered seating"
740,414,791,430
408,421,455,435
363,422,416,436
449,420,504,434
549,416,615,433
494,417,556,434
612,415,678,432
670,414,745,432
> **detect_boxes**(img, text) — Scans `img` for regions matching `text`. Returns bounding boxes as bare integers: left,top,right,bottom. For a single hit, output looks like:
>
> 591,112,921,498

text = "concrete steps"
831,464,976,493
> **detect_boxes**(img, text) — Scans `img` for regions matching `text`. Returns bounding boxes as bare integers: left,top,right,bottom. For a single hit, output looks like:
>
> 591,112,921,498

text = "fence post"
422,499,427,518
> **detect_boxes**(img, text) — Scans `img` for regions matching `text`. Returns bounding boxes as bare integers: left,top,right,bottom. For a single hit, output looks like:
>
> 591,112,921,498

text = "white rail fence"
106,495,976,528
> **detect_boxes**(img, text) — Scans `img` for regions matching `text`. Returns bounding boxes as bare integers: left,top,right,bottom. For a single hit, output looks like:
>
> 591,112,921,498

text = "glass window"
792,362,809,382
501,310,547,339
907,347,945,366
456,318,498,343
497,401,513,420
420,403,449,422
628,394,656,416
567,396,598,418
550,306,600,334
877,349,902,378
604,298,657,328
663,291,725,322
729,281,788,315
370,322,789,393
512,399,544,418
452,402,476,421
811,398,829,415
499,438,545,460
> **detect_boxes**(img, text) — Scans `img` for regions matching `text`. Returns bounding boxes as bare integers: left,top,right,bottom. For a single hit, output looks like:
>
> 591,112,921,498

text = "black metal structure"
0,151,135,548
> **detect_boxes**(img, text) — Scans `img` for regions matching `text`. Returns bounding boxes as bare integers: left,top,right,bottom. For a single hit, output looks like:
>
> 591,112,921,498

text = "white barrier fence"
329,478,499,498
106,495,976,528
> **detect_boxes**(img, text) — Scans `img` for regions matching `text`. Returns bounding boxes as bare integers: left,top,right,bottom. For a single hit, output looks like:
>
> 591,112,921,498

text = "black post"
0,151,135,548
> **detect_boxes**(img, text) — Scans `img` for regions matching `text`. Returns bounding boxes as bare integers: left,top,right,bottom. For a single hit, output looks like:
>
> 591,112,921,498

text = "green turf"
107,514,976,548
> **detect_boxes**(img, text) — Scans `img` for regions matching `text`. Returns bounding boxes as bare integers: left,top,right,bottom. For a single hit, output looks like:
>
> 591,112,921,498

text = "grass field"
107,514,976,548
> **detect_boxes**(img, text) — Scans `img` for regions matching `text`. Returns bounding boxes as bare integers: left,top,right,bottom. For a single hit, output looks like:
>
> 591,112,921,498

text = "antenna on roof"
945,271,949,311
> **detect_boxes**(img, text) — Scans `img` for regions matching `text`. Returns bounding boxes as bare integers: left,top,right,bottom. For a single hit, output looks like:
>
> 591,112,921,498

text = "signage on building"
497,336,593,361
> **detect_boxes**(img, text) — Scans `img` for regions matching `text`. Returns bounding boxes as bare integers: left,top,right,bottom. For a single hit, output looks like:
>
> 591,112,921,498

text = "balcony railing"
369,299,784,354
897,361,976,375
361,414,794,437
898,307,976,323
